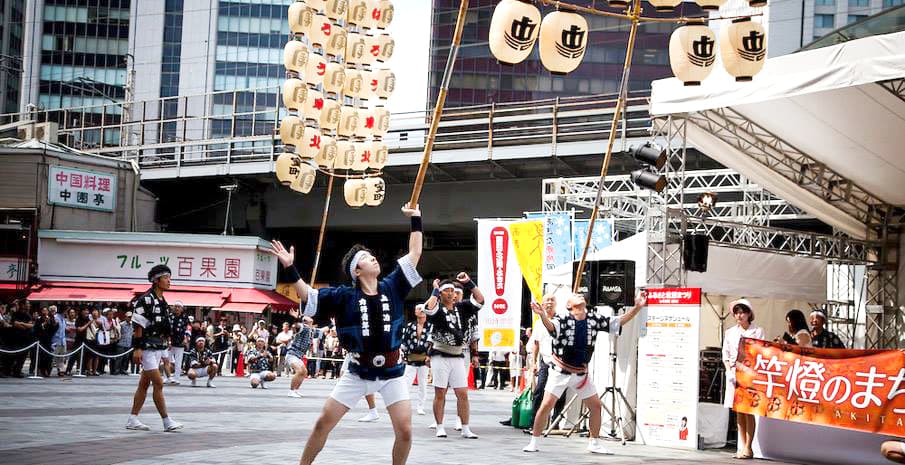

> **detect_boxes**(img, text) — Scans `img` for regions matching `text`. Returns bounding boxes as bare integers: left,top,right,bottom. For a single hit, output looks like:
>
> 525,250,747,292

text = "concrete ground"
0,373,799,465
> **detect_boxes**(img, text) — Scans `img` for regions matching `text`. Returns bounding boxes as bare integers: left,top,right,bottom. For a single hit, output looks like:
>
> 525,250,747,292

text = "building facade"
0,0,25,117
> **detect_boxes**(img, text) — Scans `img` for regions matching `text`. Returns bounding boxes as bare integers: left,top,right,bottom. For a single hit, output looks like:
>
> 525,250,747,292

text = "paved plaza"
0,374,797,465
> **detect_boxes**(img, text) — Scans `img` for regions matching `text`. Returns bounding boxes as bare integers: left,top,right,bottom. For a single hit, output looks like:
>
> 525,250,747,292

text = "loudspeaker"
572,260,636,309
683,234,709,272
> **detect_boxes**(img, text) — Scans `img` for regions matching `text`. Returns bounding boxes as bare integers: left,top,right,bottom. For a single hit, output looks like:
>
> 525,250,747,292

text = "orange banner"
734,338,905,438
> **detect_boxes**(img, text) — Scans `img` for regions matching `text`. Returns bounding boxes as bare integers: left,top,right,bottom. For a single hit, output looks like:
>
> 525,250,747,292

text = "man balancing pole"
269,203,423,465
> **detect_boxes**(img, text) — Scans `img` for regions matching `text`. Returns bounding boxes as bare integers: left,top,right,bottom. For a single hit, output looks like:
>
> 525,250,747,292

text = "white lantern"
299,126,323,159
325,25,348,58
360,0,380,29
369,107,391,138
315,133,337,168
489,0,541,66
303,88,325,123
290,160,318,194
345,32,367,65
284,40,309,75
304,52,327,88
720,18,766,82
376,34,394,63
323,62,346,96
360,34,379,67
319,98,342,131
364,177,386,207
351,141,369,171
280,116,305,148
282,78,308,111
289,2,315,36
275,152,302,186
669,21,717,86
343,68,364,98
334,139,356,169
325,0,348,20
354,113,373,140
539,11,588,75
309,14,334,49
359,70,376,100
307,0,327,13
694,0,727,11
649,0,682,12
368,140,388,170
376,0,394,29
371,69,395,100
343,178,367,208
337,105,359,138
347,0,368,26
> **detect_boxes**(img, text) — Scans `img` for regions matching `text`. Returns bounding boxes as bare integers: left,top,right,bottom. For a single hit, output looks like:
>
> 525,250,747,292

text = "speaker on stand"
683,234,709,272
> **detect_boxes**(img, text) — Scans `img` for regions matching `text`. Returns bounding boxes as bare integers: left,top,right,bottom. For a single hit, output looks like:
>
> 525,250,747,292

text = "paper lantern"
325,25,348,58
376,34,394,63
376,0,394,29
280,116,305,148
284,41,309,75
290,161,317,194
720,18,766,82
368,140,388,170
282,78,309,111
539,11,588,75
323,62,346,96
343,178,367,208
360,34,379,67
319,98,342,131
304,52,327,88
337,105,360,138
343,68,364,99
371,69,395,100
345,32,367,65
334,139,356,169
303,88,325,123
347,0,368,26
368,107,390,138
289,2,315,36
694,0,727,11
349,142,369,171
315,133,337,168
307,0,327,13
298,126,323,159
360,0,380,29
489,0,541,65
309,14,333,49
359,70,376,100
354,114,373,140
325,0,348,20
364,177,386,207
669,21,717,86
650,0,682,12
275,152,302,186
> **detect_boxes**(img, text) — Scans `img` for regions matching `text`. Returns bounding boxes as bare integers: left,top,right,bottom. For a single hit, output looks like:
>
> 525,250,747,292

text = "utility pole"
121,53,135,149
220,184,238,236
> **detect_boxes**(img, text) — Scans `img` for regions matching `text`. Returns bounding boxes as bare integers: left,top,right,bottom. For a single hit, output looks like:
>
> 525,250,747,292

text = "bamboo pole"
540,0,761,24
310,175,335,284
408,0,469,207
573,0,644,294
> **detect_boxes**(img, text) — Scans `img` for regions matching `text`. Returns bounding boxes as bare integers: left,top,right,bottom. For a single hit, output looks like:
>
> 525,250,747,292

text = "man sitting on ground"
246,338,276,389
186,337,217,388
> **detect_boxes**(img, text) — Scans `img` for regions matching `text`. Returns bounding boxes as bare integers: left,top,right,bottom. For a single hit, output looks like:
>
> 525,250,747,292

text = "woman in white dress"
722,298,765,460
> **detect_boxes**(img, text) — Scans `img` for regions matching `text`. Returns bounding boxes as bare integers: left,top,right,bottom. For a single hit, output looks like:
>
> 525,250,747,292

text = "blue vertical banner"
525,212,573,277
572,218,614,260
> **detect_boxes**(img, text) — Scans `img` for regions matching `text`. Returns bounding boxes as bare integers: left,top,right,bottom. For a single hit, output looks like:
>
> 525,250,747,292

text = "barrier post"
27,344,43,379
72,345,87,378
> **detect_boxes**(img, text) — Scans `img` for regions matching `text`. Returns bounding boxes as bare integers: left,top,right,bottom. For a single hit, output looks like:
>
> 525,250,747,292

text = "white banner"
476,220,522,352
47,165,117,212
0,257,28,281
636,288,702,449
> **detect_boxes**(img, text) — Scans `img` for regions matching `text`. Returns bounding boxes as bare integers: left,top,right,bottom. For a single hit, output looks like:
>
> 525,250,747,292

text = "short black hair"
439,278,456,288
786,309,809,333
340,244,374,282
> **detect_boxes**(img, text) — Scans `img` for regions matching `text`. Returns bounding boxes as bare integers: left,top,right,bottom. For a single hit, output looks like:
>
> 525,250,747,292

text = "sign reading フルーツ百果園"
47,166,117,212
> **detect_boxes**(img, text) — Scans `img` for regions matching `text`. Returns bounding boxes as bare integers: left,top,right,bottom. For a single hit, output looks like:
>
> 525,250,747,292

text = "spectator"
51,305,68,377
489,349,508,389
230,324,246,374
275,322,293,377
66,307,91,376
85,308,102,376
63,308,76,376
186,337,217,388
95,308,116,374
508,348,522,392
306,325,323,378
33,306,59,378
246,338,276,389
3,302,34,377
809,310,845,349
114,312,134,375
323,328,340,379
211,316,230,375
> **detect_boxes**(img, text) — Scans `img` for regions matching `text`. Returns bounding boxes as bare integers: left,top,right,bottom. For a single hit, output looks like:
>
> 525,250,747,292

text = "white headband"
454,288,463,294
150,270,171,282
439,284,456,292
172,301,184,308
349,250,369,283
810,310,827,320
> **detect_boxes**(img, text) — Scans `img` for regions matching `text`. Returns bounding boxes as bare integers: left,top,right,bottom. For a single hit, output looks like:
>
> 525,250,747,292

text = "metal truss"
685,107,890,233
879,78,905,104
645,116,687,287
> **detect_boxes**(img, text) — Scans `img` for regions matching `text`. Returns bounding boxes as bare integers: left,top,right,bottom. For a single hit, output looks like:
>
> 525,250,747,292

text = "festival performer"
165,301,190,385
402,304,433,415
286,317,318,398
423,274,484,439
523,291,645,454
186,336,217,388
269,202,422,465
246,338,276,389
125,265,183,432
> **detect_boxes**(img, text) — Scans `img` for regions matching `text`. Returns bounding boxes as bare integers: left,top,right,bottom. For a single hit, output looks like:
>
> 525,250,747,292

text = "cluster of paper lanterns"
488,0,767,84
275,0,395,208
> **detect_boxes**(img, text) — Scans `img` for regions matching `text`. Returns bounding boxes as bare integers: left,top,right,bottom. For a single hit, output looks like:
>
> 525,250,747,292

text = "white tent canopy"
650,31,905,239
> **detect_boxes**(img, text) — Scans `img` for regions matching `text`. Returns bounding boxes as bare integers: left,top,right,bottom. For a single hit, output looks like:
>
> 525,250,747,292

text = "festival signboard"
476,220,523,352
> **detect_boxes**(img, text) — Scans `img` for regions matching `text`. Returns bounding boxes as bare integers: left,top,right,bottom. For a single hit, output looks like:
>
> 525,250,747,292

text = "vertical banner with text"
636,288,701,449
476,220,523,352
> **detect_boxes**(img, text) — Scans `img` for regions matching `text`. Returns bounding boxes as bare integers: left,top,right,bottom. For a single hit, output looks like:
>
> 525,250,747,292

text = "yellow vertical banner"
508,220,544,304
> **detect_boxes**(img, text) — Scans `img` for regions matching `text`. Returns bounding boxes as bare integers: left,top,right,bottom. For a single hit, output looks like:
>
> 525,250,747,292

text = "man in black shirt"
5,302,34,378
809,310,845,349
212,317,230,375
126,265,183,432
186,337,217,388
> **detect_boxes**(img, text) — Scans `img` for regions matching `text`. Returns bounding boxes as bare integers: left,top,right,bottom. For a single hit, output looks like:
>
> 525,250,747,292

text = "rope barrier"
36,343,84,358
0,342,38,354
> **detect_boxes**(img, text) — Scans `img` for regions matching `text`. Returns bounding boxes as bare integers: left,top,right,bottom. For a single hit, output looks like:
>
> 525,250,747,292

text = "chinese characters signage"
476,220,523,352
47,166,117,212
735,338,905,438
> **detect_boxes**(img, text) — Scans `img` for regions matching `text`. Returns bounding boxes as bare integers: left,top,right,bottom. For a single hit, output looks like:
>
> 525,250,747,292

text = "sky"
383,1,432,115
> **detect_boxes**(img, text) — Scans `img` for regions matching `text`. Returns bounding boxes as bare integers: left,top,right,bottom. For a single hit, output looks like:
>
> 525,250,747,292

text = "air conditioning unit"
17,122,59,144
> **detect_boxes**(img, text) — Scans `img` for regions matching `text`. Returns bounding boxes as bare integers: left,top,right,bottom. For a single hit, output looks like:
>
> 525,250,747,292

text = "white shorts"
250,371,275,383
286,354,305,369
431,355,468,389
188,366,211,377
545,369,597,400
140,350,168,371
329,371,410,409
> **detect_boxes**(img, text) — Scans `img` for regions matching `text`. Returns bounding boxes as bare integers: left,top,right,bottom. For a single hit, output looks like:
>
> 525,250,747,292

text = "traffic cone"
518,368,526,392
236,352,245,377
467,363,477,390
413,373,419,385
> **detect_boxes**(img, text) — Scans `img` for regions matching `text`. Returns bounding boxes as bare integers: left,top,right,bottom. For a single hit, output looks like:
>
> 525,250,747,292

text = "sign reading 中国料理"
47,165,117,212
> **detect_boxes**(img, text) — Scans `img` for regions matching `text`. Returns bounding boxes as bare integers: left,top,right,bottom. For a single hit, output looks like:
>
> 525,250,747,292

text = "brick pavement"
0,375,796,465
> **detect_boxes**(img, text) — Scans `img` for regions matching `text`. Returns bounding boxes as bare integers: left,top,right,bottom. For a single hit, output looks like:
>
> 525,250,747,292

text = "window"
814,14,835,28
815,0,834,5
848,0,869,6
848,14,868,23
883,0,904,7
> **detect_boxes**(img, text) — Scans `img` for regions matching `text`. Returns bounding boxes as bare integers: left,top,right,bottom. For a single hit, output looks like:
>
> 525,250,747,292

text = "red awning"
227,288,298,310
213,302,269,314
28,286,135,302
164,291,227,308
